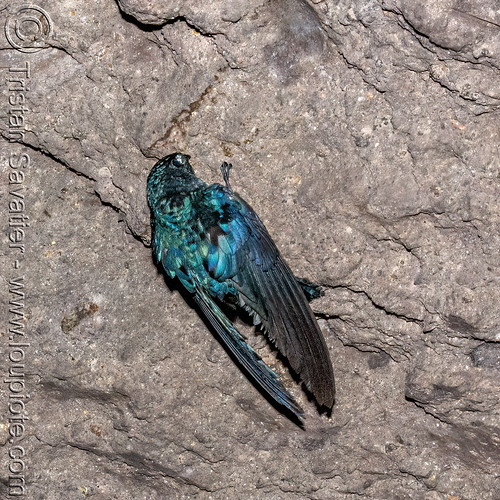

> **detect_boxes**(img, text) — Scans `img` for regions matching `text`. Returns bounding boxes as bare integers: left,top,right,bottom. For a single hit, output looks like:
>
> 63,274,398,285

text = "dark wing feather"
192,276,304,419
200,186,335,408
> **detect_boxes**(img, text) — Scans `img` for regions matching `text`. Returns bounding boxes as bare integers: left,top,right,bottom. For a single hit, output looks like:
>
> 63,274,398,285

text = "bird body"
147,153,335,420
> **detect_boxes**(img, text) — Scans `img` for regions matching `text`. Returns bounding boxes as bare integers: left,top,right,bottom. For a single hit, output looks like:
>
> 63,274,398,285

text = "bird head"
147,152,204,208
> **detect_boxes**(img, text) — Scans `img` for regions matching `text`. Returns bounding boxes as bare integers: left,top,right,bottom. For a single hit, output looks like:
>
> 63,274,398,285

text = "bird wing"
191,275,304,419
198,184,335,408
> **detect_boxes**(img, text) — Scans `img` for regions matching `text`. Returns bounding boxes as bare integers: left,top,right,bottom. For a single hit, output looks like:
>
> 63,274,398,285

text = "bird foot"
220,161,233,190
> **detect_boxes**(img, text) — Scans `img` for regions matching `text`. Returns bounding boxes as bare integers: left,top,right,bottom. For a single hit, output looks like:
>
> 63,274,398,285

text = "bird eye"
172,154,185,168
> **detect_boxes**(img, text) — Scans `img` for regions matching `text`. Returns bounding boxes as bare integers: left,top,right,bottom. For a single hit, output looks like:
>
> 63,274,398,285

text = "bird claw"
220,162,233,190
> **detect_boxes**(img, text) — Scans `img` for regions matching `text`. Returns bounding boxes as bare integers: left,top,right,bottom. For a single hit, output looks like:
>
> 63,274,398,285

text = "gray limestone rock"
0,0,498,498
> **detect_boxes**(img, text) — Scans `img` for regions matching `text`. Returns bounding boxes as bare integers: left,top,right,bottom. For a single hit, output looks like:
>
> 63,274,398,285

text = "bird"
147,152,335,421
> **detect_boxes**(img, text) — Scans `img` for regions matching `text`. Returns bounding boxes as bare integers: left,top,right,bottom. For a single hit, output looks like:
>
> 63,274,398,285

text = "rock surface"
1,0,499,498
